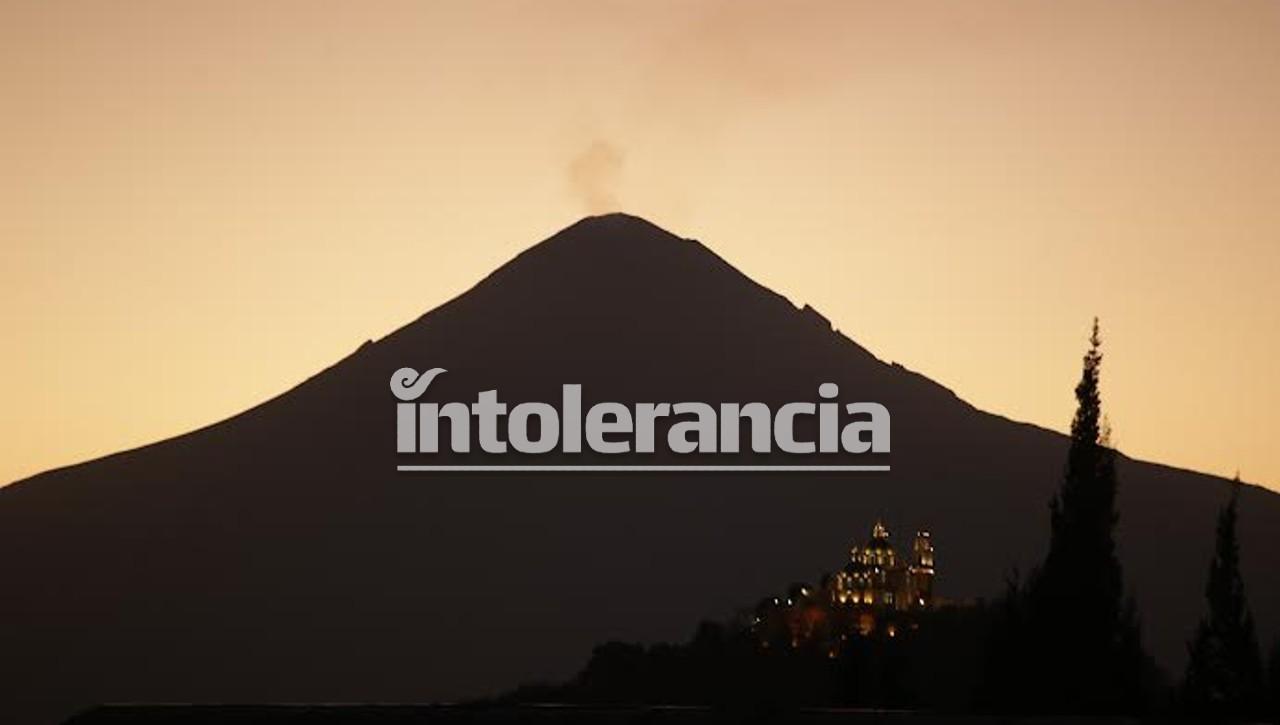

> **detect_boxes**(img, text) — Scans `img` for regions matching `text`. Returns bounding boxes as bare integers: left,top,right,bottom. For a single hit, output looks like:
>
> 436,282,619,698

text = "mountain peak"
546,213,692,256
564,212,680,239
477,213,720,297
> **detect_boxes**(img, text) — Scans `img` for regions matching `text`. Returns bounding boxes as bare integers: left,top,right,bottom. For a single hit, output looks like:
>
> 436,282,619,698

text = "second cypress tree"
1182,476,1265,718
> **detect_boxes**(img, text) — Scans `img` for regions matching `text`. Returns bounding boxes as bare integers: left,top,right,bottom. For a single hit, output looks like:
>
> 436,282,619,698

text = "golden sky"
3,1,1278,490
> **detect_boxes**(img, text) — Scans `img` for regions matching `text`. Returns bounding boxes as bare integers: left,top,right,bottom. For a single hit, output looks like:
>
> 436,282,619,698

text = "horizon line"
396,465,891,472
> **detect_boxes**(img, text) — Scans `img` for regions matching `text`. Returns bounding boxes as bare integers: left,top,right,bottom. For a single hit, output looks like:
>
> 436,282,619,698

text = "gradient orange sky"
3,1,1278,491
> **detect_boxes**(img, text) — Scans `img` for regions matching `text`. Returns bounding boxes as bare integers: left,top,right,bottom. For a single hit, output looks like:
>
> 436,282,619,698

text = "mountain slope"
2,214,1277,724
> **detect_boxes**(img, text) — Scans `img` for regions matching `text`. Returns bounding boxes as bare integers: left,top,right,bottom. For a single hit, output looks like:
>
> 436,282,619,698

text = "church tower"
908,531,935,608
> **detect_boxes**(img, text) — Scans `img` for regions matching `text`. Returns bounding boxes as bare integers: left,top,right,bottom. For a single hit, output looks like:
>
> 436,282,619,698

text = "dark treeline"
501,321,1280,721
504,607,993,712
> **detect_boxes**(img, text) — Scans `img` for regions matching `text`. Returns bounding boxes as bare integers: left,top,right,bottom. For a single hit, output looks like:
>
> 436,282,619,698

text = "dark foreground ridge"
64,704,1157,725
2,214,1278,724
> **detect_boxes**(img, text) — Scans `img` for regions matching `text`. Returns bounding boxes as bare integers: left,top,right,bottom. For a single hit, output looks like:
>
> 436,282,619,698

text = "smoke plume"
567,140,625,213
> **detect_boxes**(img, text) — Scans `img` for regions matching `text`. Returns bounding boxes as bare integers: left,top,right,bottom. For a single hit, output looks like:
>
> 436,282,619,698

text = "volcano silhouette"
2,214,1277,723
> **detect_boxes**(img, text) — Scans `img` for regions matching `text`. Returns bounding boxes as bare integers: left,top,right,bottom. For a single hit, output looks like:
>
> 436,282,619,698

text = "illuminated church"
828,521,935,612
753,520,937,648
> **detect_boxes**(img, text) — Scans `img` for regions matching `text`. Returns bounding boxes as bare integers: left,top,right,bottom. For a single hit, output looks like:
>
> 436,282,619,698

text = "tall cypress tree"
1021,318,1146,713
1182,477,1265,718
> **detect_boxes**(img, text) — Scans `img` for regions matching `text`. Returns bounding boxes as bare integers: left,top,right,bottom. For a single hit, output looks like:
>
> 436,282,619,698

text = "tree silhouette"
985,319,1149,714
1181,477,1265,718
